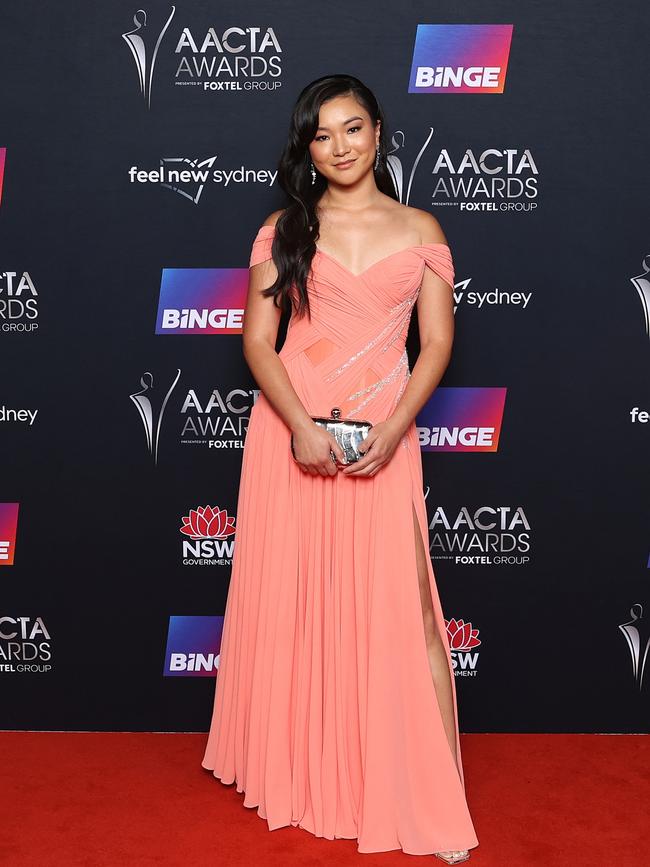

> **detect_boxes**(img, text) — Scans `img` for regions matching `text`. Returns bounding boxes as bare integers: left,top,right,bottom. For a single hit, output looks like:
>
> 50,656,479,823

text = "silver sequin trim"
324,292,418,382
380,298,417,355
346,350,410,417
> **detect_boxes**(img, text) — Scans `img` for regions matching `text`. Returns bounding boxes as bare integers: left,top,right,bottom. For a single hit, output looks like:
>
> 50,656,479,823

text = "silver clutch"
291,406,373,465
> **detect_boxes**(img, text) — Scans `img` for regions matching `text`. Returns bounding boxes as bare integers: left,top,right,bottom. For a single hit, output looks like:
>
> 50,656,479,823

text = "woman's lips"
334,159,356,169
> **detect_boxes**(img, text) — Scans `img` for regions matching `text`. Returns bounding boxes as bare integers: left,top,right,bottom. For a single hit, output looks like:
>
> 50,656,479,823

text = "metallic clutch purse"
291,406,373,465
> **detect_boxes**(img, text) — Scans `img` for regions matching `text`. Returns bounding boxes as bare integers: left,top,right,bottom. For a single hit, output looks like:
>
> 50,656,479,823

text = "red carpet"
1,732,647,866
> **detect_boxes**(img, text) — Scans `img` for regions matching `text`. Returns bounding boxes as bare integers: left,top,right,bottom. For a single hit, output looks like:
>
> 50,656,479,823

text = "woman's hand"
341,418,405,477
291,422,346,476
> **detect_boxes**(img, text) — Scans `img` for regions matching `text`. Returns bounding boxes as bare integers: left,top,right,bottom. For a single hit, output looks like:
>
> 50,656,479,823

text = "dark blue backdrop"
1,1,648,733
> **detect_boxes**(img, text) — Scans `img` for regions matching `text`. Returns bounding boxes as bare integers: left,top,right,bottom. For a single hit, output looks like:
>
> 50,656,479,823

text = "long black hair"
261,74,398,320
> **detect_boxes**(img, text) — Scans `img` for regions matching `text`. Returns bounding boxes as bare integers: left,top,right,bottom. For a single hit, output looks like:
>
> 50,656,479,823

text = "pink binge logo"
0,503,19,566
155,268,248,334
409,24,514,93
416,387,507,452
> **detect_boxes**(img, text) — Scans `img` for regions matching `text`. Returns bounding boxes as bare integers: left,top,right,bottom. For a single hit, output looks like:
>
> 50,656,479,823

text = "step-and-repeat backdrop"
1,2,648,732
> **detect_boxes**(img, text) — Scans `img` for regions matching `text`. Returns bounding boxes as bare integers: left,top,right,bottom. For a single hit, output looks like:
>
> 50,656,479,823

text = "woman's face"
308,94,380,185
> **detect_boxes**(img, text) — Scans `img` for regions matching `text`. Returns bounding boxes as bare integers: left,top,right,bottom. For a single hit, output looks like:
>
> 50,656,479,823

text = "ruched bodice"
250,224,455,424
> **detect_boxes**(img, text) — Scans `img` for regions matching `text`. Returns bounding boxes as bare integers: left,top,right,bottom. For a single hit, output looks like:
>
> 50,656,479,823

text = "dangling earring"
374,148,380,170
310,161,316,185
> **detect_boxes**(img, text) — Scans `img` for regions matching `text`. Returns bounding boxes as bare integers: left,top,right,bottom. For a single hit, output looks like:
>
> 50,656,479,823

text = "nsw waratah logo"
446,616,481,677
156,269,247,334
180,505,236,566
409,24,513,93
0,503,19,566
417,386,507,451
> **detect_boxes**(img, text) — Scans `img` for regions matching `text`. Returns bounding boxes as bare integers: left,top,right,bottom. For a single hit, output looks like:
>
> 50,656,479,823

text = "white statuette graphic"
122,6,176,109
129,369,181,464
630,255,650,339
618,603,650,691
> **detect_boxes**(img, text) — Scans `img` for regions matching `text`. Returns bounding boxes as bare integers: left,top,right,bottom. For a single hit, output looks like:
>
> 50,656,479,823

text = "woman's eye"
315,126,361,142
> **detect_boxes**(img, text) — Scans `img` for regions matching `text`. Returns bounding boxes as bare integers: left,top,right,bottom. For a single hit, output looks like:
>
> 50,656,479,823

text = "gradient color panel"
155,268,248,334
409,24,513,93
0,502,19,566
0,148,5,205
163,615,223,677
416,387,507,452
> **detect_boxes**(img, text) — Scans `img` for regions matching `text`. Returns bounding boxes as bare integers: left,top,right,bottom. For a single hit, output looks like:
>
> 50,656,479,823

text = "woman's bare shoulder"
402,205,448,245
261,208,287,228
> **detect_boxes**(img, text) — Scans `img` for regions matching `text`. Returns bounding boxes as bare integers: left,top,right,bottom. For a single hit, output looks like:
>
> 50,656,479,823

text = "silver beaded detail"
345,350,410,417
380,295,418,355
324,320,395,382
324,291,418,382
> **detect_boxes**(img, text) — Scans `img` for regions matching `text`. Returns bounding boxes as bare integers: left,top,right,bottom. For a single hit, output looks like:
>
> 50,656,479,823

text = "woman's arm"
386,212,454,437
243,211,345,475
243,211,312,434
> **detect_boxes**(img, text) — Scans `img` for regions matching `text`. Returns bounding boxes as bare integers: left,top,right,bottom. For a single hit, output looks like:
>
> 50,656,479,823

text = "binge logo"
0,148,5,206
409,24,513,93
155,268,247,334
446,617,481,678
417,387,507,451
0,503,19,566
163,615,223,677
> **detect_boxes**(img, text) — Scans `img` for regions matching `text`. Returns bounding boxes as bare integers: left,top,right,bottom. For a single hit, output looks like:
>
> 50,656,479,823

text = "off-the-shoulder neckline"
254,224,450,280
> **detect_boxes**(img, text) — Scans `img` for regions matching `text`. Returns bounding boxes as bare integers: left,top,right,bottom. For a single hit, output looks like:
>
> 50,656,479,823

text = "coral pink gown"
201,224,479,855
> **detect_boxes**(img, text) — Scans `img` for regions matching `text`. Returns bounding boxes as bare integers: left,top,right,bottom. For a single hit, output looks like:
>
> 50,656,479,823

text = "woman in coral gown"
201,74,479,863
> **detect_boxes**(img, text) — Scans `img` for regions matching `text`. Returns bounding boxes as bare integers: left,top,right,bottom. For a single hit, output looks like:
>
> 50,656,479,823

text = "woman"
201,74,479,864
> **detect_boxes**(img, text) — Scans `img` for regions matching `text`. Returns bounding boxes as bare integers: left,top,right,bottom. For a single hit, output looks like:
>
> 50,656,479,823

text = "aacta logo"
180,504,236,566
446,617,481,677
0,503,19,566
0,271,39,333
0,615,52,673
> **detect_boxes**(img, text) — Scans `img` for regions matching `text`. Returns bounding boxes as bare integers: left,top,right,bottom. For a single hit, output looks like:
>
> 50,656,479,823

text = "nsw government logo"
163,615,222,677
446,617,481,678
180,504,236,566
